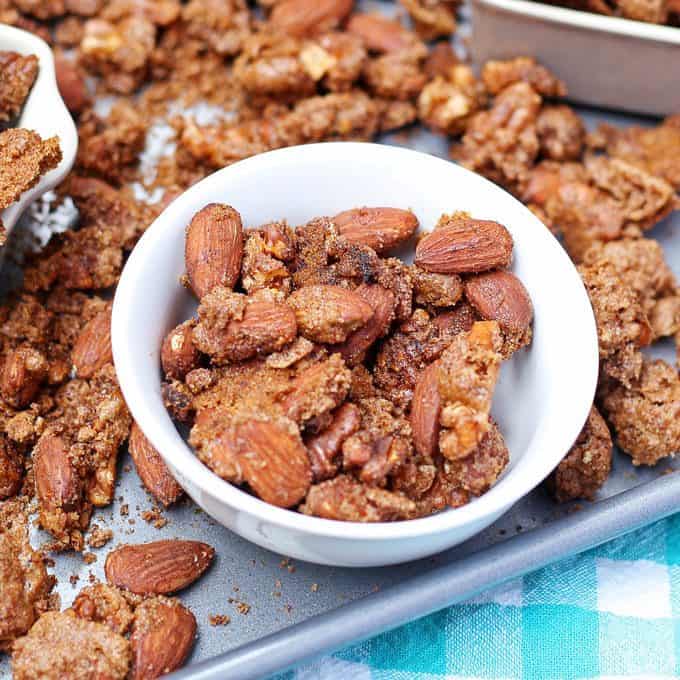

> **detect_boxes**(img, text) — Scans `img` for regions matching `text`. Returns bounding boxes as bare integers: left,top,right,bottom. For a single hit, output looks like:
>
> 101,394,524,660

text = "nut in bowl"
112,142,598,567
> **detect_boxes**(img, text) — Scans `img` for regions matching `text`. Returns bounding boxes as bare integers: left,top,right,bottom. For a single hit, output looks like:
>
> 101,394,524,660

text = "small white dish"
112,142,598,567
471,0,680,116
0,24,78,237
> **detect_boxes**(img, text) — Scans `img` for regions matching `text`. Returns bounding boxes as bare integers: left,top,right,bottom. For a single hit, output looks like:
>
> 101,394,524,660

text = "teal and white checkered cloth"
290,514,680,679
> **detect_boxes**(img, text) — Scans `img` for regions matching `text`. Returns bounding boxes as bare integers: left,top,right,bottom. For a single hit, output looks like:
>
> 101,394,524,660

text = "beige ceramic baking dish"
470,0,680,116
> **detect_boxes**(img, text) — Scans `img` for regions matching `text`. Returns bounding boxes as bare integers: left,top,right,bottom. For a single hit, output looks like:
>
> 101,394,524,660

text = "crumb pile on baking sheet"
0,0,678,676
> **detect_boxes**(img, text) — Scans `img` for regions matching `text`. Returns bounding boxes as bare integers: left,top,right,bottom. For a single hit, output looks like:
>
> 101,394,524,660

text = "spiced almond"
287,284,374,343
185,203,244,299
415,216,513,273
332,207,418,253
105,540,215,595
129,422,184,507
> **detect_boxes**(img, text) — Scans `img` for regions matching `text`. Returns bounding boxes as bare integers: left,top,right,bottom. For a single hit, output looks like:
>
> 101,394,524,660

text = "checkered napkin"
289,514,680,679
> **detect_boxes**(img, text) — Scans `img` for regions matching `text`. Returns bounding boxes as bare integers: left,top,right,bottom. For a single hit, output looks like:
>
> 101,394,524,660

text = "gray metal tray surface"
1,33,679,680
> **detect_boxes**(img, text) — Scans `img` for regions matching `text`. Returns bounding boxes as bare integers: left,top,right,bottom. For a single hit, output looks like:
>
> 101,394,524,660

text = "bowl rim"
0,24,78,236
112,142,599,542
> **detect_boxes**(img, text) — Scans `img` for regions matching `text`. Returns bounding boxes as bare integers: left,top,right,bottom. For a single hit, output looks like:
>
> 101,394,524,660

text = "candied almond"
333,283,396,365
71,583,135,635
548,406,612,502
161,320,201,380
233,419,312,507
129,422,184,507
464,270,533,355
269,0,354,37
55,56,89,114
281,353,351,425
437,321,503,460
11,611,131,680
185,203,244,299
130,597,197,680
410,361,441,458
346,13,419,53
332,206,418,253
72,306,113,379
300,474,415,521
305,402,361,481
105,540,215,595
0,345,48,408
193,288,297,364
415,217,513,274
34,432,91,550
287,284,374,343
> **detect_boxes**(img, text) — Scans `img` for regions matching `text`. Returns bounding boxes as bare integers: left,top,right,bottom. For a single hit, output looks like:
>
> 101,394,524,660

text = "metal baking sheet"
1,17,679,680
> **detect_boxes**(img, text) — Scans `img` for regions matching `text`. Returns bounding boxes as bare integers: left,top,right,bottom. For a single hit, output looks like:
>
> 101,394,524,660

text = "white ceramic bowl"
0,24,77,236
112,142,598,567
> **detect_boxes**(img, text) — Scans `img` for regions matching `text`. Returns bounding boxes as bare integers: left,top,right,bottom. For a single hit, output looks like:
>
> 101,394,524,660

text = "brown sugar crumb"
582,238,680,342
481,57,566,97
0,503,53,652
72,583,135,635
69,574,80,587
436,321,504,461
0,129,61,210
588,116,680,191
578,260,651,388
600,359,680,466
399,0,458,40
548,406,613,502
209,614,231,626
119,504,129,517
141,507,168,529
0,52,39,124
228,598,251,615
83,552,97,564
453,81,542,194
87,525,113,549
11,610,131,680
301,474,416,521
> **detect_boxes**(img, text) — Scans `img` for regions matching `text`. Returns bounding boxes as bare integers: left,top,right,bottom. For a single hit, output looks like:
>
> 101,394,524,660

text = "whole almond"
270,0,353,36
415,218,513,273
129,422,184,507
34,433,80,513
0,346,48,408
235,420,311,507
334,284,396,365
105,540,215,595
411,361,442,458
346,14,417,53
72,307,113,379
333,207,418,253
287,284,374,343
160,320,200,380
130,598,197,680
55,56,89,114
185,203,243,299
464,270,533,333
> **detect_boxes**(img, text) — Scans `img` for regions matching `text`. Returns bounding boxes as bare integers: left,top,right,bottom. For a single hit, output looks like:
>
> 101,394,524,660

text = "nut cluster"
161,203,533,520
